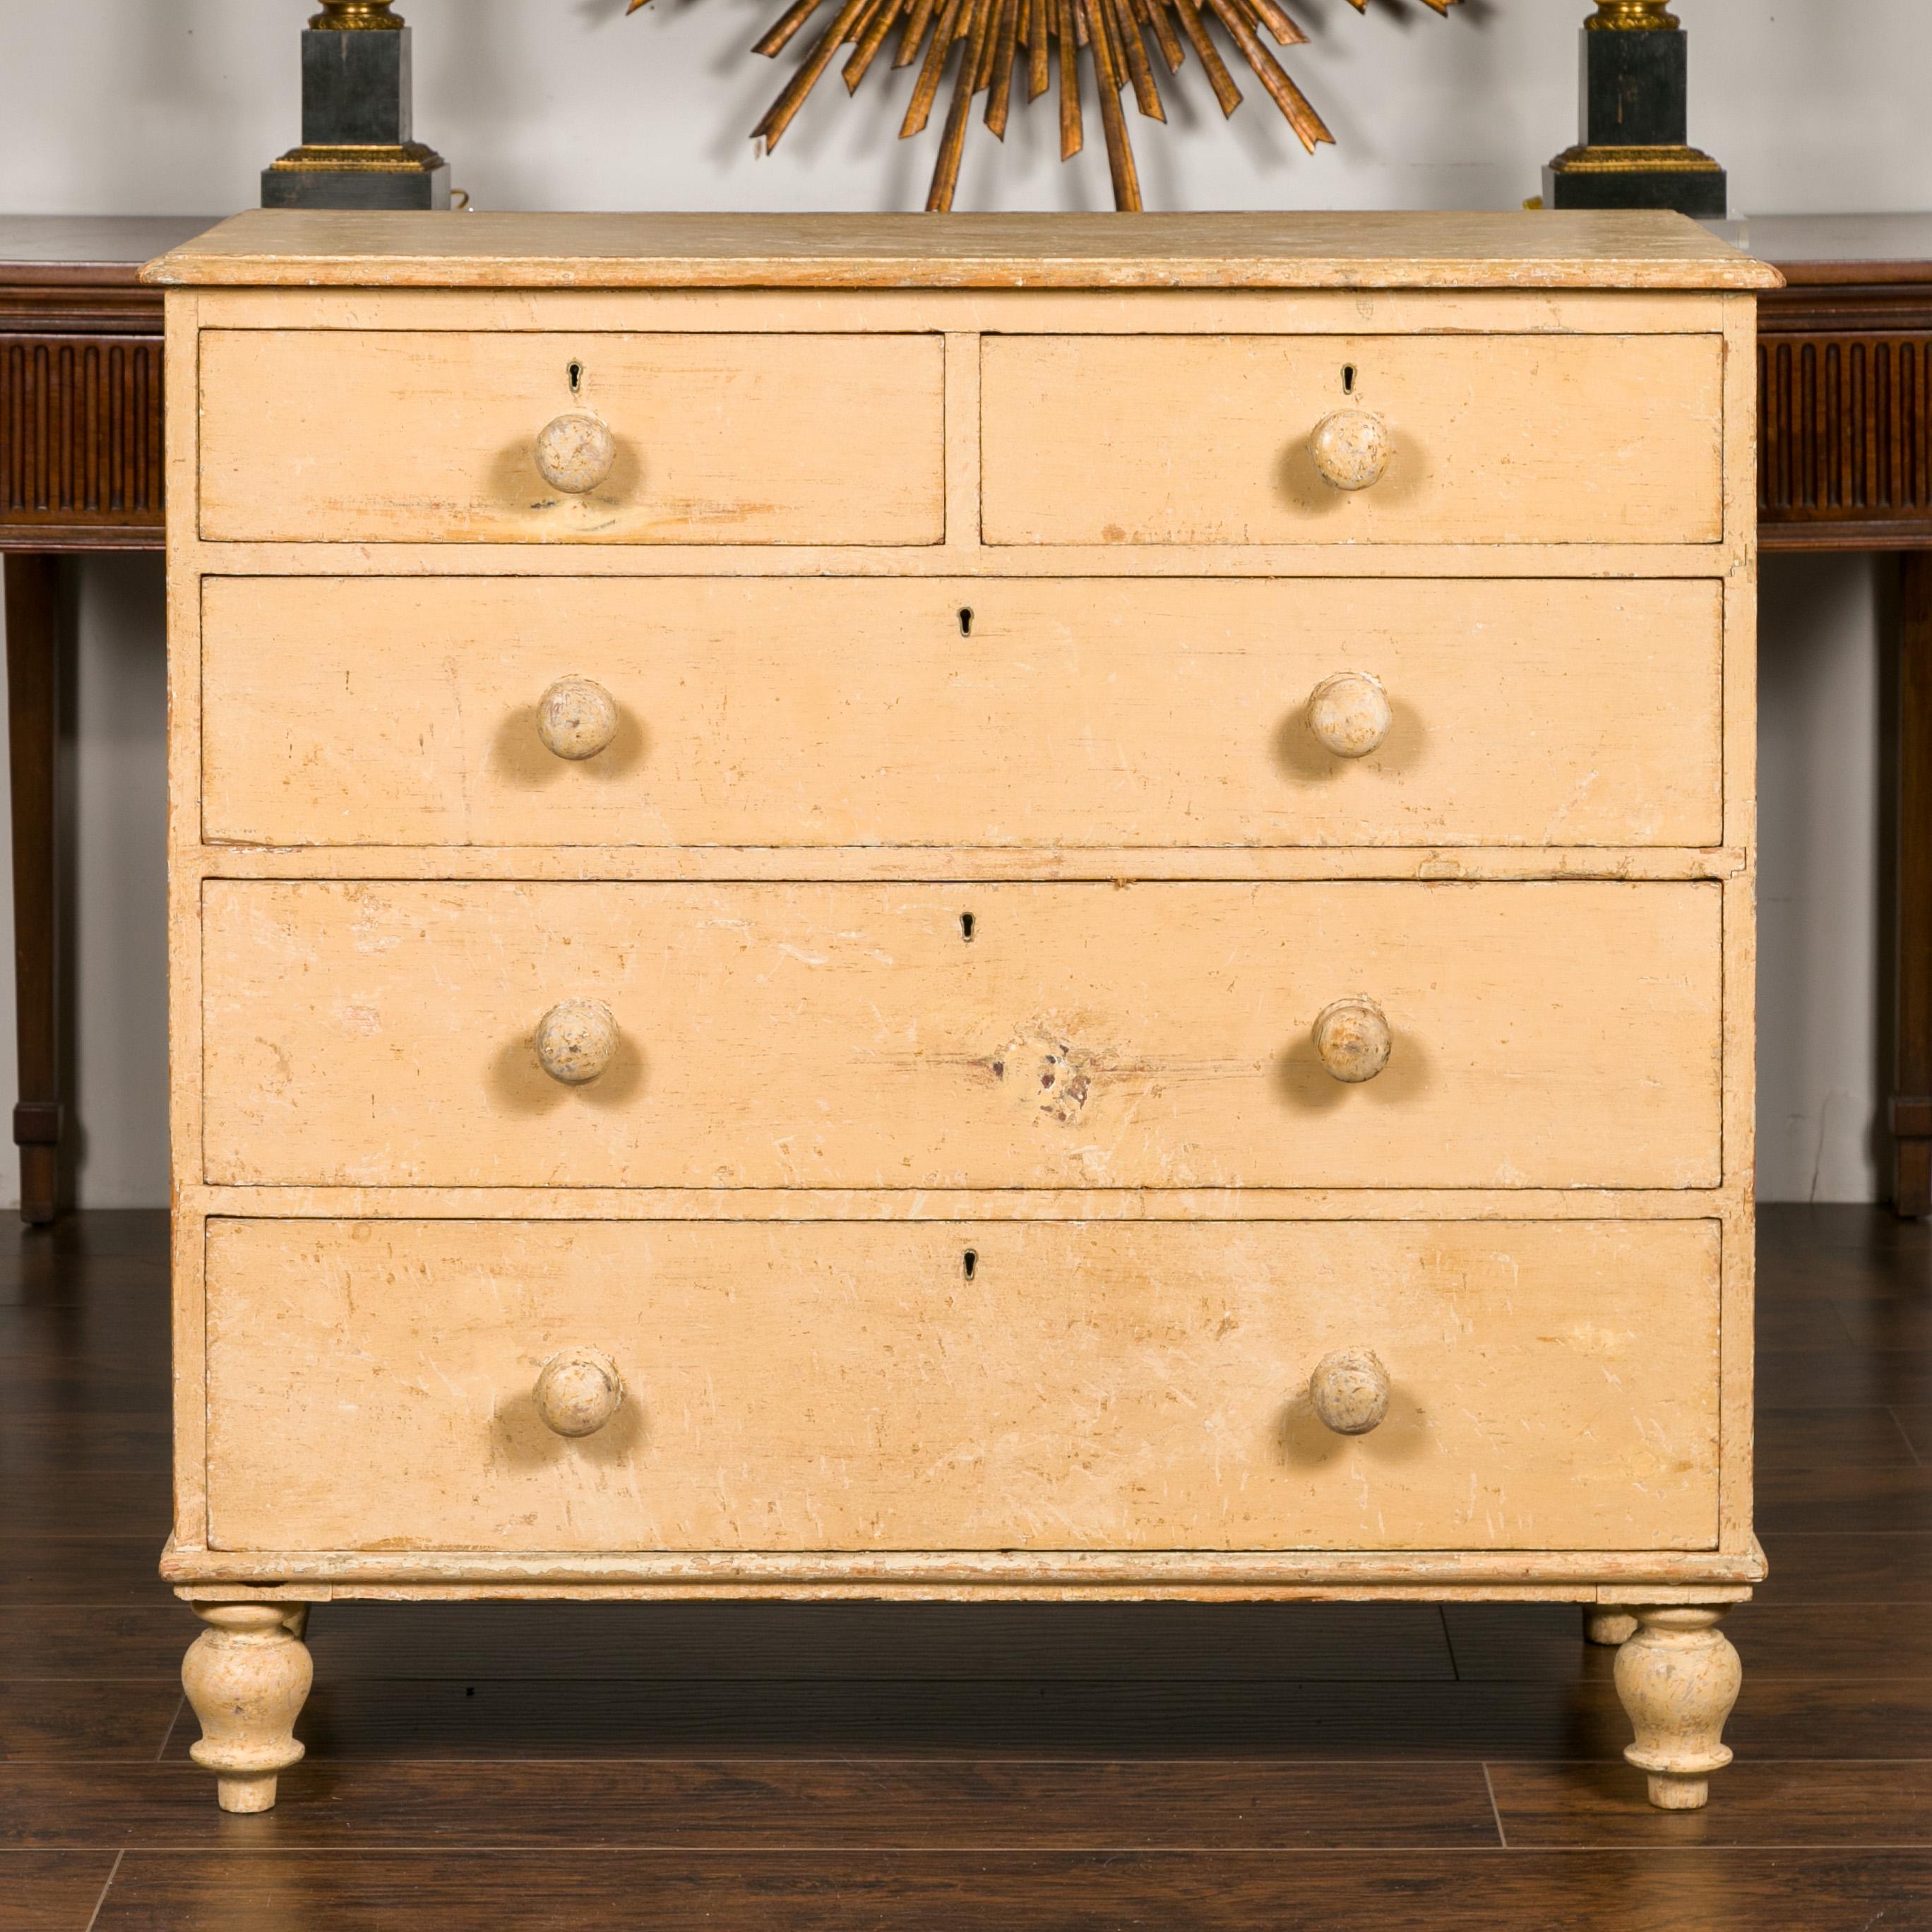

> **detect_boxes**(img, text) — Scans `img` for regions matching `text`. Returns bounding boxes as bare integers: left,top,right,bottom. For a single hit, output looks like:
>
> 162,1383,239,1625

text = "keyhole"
568,360,584,395
958,607,974,637
962,1248,978,1280
1342,364,1357,395
960,912,975,943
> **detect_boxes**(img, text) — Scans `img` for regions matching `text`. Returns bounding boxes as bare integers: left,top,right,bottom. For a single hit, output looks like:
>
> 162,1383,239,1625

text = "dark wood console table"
1735,215,1932,1214
0,218,210,1222
4,213,1932,1218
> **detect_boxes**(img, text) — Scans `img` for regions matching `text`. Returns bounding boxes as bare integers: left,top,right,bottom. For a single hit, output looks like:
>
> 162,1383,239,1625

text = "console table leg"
1897,552,1932,1217
3,553,62,1227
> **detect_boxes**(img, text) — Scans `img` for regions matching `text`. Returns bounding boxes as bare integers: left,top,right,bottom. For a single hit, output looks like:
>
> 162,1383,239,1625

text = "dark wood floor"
4,1207,1931,1928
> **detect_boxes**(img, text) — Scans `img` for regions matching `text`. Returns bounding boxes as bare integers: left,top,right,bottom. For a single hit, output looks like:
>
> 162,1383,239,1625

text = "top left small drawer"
196,328,947,546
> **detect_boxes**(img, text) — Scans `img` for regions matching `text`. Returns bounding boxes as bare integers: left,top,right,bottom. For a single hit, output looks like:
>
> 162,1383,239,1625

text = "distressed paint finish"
179,1603,313,1813
201,1217,1722,1556
1308,410,1393,494
1304,670,1393,761
197,329,946,546
1585,1604,1640,1646
160,217,1763,1811
981,333,1724,546
1614,1605,1743,1809
141,209,1785,293
198,878,1723,1192
198,576,1727,852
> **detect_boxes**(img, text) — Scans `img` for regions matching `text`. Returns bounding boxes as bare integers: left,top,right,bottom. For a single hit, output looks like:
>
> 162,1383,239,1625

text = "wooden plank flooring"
1,1205,1928,1928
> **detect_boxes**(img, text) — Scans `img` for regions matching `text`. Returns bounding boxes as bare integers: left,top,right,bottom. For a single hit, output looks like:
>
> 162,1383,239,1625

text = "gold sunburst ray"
628,0,1459,211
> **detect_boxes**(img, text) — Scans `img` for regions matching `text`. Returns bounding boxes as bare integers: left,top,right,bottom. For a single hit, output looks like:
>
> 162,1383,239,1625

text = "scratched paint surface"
982,333,1725,546
198,878,1724,1192
196,328,946,545
199,576,1723,851
203,1217,1722,1554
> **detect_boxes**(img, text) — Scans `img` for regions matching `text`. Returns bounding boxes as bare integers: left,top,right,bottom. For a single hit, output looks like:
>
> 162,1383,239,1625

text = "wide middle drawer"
201,880,1722,1190
201,576,1724,850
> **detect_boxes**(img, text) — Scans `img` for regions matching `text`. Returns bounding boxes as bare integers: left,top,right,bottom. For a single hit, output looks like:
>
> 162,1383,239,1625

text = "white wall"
0,0,1924,1203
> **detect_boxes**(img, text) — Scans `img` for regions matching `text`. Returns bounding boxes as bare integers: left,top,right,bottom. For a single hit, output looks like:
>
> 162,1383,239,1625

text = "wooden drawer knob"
1306,671,1392,759
535,412,616,494
1311,995,1392,1084
1309,1346,1391,1436
534,1347,624,1437
537,676,619,761
1309,410,1391,491
534,998,618,1085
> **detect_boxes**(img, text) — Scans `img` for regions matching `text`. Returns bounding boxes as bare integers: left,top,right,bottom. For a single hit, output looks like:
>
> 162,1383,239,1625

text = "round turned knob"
1308,409,1391,492
1306,671,1392,759
534,1347,624,1438
1309,1346,1391,1436
536,676,619,761
535,412,616,495
1311,995,1392,1084
533,998,618,1086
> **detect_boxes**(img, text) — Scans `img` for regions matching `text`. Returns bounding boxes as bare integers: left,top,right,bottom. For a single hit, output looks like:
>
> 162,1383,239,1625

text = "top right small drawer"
979,333,1724,547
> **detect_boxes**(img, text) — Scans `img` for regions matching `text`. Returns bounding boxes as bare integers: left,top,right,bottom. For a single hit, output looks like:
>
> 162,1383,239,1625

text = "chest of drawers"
145,210,1777,1815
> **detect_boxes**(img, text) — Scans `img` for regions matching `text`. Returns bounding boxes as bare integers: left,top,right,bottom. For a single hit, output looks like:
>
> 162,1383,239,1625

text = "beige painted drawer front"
201,880,1722,1191
201,576,1723,850
196,330,946,545
203,1217,1722,1554
981,333,1724,547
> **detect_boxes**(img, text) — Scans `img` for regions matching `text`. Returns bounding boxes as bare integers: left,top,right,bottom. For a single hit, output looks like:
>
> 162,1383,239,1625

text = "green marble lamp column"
1544,1,1727,220
262,0,451,210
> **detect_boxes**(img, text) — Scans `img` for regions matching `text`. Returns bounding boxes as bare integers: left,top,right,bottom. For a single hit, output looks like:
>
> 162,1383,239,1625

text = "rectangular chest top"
142,209,1779,293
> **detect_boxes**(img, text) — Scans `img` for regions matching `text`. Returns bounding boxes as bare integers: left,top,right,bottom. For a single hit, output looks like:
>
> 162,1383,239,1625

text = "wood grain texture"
1491,1759,1932,1847
84,1851,1932,1932
0,1758,1503,1851
196,329,946,546
982,333,1725,547
197,880,1724,1192
0,1852,119,1931
141,208,1783,292
198,576,1724,852
200,1217,1720,1556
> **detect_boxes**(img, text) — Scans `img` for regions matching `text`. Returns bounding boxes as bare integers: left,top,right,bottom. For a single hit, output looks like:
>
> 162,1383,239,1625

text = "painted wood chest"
145,209,1778,1812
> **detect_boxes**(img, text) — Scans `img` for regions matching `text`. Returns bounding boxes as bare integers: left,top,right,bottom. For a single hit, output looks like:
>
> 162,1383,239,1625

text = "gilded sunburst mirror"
628,0,1462,212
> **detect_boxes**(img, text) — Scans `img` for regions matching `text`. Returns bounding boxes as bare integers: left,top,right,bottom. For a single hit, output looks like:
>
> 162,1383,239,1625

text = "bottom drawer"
203,1217,1722,1556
